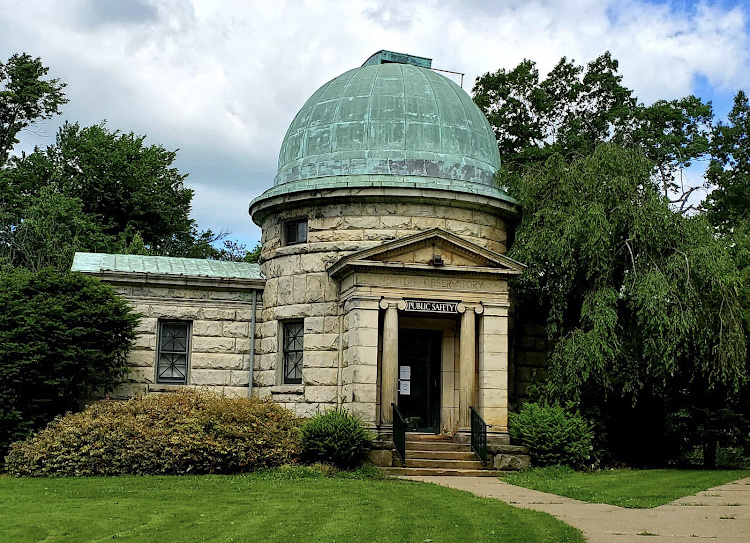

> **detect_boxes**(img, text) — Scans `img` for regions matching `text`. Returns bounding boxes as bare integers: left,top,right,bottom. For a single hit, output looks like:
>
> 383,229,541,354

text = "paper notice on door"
399,366,411,380
399,380,411,395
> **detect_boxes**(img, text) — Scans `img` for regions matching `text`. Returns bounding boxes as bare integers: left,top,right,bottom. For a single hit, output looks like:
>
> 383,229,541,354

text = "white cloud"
1,0,748,245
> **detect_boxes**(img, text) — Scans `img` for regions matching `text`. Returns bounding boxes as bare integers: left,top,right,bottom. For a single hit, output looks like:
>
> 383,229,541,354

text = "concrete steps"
387,433,493,476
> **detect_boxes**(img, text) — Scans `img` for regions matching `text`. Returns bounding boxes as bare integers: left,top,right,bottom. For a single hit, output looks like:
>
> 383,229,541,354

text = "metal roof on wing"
72,252,263,280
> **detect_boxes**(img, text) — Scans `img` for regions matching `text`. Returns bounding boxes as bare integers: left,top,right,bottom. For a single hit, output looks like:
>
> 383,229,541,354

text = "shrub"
0,268,138,456
4,390,302,476
300,408,373,469
509,403,594,468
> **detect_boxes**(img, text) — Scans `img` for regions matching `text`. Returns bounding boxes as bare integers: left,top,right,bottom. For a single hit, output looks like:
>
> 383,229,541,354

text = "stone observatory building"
73,50,524,447
249,50,523,438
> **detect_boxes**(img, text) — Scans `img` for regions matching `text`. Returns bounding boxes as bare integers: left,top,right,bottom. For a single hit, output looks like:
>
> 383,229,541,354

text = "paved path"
405,475,750,542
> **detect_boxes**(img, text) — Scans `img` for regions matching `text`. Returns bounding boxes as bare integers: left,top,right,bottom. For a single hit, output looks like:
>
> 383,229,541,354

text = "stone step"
384,467,502,477
406,450,477,461
405,434,454,442
405,458,484,469
406,442,471,452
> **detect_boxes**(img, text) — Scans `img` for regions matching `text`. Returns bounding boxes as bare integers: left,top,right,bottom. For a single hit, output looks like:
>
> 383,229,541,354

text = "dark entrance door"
397,329,441,433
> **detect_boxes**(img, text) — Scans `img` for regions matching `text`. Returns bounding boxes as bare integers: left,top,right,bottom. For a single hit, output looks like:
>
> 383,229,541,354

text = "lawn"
501,466,750,508
0,468,584,543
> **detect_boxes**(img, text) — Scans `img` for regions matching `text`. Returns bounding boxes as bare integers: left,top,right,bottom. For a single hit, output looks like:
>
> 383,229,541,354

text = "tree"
704,90,750,230
506,144,747,465
473,52,712,209
0,268,138,455
0,53,67,164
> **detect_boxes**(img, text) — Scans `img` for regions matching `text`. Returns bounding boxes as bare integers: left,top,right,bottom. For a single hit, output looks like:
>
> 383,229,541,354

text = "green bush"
4,390,302,476
509,403,594,468
300,408,373,469
0,268,138,456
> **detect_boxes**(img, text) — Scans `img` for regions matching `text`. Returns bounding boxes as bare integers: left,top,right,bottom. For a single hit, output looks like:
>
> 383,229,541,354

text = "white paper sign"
399,366,411,380
399,380,411,395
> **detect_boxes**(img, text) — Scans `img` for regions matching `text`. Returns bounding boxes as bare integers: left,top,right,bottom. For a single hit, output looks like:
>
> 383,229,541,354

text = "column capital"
378,298,405,310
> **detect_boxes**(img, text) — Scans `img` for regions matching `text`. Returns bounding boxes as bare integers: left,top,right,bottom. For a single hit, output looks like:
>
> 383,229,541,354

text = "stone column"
379,299,399,425
477,303,510,431
458,303,477,429
341,296,380,426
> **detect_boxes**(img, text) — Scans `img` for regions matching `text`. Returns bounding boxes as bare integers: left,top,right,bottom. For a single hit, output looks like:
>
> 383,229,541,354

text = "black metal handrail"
392,403,406,464
470,406,489,468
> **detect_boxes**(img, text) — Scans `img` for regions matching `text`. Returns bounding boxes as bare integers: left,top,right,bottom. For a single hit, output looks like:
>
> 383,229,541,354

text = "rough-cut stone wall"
111,283,259,399
256,198,509,420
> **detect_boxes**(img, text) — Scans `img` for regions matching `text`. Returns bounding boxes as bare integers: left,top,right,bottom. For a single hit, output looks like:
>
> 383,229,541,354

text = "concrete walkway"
405,475,750,542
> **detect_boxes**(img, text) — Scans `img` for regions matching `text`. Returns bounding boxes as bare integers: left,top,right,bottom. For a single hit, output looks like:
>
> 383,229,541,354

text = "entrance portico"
329,229,524,438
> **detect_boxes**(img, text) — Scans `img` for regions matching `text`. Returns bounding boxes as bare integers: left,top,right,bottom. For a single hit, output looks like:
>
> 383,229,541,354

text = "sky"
1,0,749,248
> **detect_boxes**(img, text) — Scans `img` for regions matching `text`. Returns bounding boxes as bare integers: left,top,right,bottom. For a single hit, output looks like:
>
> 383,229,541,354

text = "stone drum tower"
249,50,523,439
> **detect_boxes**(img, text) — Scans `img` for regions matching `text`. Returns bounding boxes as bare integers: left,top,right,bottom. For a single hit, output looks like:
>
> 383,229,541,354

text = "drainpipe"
248,288,257,397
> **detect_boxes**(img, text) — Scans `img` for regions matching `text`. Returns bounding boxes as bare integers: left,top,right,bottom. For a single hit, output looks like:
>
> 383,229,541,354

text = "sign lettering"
404,299,459,314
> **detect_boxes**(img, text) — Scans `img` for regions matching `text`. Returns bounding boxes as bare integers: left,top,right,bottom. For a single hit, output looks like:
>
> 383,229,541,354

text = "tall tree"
473,53,712,209
0,53,67,164
703,90,750,230
506,144,747,465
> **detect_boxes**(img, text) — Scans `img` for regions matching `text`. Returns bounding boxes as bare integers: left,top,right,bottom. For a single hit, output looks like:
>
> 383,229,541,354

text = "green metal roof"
72,252,262,280
274,54,501,189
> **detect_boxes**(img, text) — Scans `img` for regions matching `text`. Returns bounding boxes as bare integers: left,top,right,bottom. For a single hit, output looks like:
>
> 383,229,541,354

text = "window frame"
283,218,308,246
155,320,191,385
281,320,304,385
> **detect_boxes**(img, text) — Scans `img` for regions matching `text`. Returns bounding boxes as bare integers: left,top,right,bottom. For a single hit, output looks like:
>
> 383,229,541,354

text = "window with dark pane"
283,321,304,384
157,321,190,384
284,218,307,245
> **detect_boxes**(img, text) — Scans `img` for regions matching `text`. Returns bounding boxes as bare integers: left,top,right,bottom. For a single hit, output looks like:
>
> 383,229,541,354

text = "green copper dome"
274,53,501,188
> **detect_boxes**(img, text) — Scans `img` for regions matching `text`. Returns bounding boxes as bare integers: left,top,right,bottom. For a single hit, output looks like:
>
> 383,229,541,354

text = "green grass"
501,466,750,508
0,468,584,543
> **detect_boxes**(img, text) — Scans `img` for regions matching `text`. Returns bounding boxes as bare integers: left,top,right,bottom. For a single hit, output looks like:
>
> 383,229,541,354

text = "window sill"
271,385,304,395
148,384,188,392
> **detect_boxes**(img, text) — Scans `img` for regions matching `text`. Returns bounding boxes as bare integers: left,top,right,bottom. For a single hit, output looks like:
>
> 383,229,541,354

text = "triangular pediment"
328,228,525,278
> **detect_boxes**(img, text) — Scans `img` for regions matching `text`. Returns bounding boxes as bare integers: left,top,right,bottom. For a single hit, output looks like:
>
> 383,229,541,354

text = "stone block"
223,386,249,398
258,353,276,371
304,385,338,403
342,216,381,230
193,320,224,337
364,229,397,241
271,304,310,320
494,454,531,470
128,349,156,367
201,308,236,320
479,370,507,390
255,370,277,387
347,327,378,348
305,333,339,351
346,308,378,330
347,346,378,366
303,367,338,386
348,402,376,424
132,335,155,350
190,369,231,386
236,338,251,354
191,353,245,370
307,230,333,243
304,350,339,368
258,337,277,355
380,215,411,229
192,337,235,353
134,318,157,334
305,273,328,303
323,316,340,334
150,305,201,319
223,321,250,338
126,366,155,383
349,383,377,403
304,316,326,334
230,370,250,387
234,307,257,322
365,450,393,467
349,364,377,384
295,403,324,418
